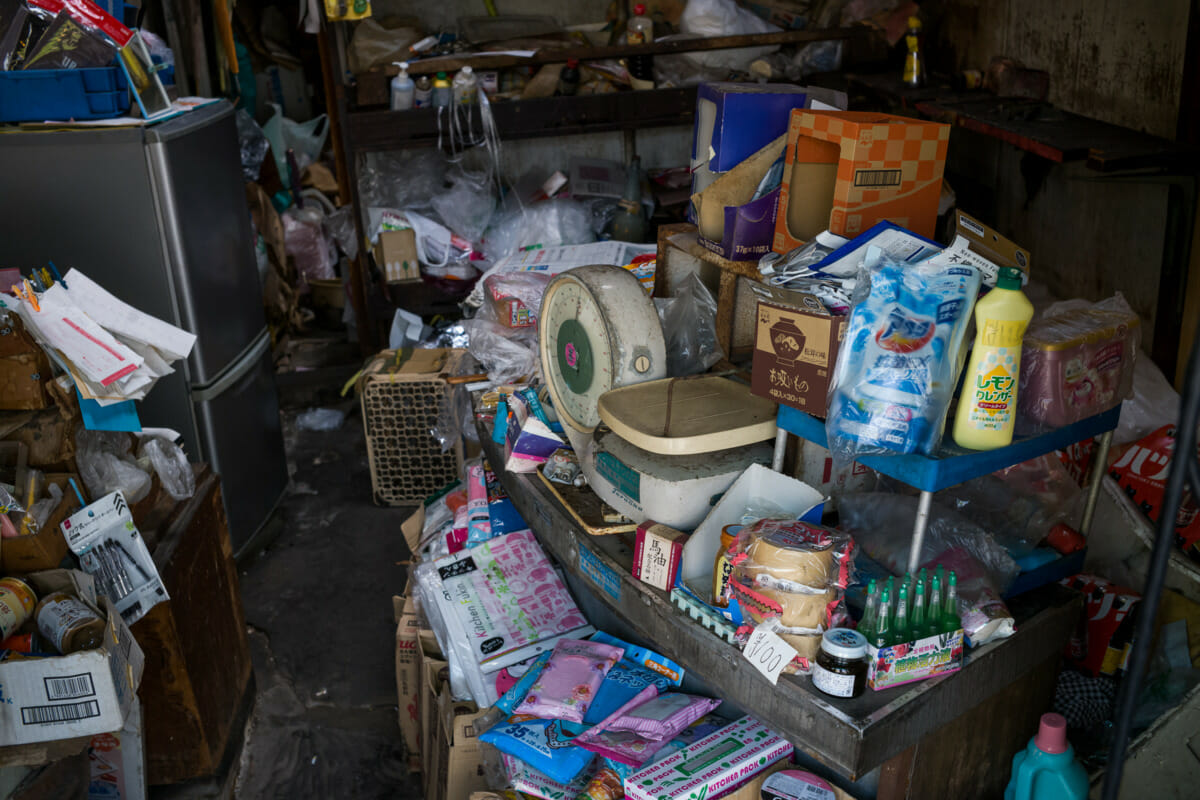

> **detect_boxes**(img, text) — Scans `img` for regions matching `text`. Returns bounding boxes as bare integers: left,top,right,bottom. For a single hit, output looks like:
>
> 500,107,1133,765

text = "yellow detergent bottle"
953,267,1033,449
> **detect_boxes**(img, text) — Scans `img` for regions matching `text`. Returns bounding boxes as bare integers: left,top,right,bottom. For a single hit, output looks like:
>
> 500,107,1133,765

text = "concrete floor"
154,403,424,799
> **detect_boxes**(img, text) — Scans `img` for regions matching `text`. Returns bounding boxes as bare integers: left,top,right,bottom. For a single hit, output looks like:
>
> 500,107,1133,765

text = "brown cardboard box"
750,283,847,416
774,110,950,252
393,587,421,761
0,314,52,411
1,473,80,573
374,229,421,283
416,641,488,800
691,134,789,261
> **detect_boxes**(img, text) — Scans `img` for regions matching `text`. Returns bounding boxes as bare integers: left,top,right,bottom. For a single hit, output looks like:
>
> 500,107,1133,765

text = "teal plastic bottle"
1004,713,1088,800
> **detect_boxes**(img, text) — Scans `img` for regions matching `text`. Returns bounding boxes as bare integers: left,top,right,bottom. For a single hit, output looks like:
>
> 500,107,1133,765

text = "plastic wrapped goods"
655,273,723,377
1018,293,1140,431
827,250,980,459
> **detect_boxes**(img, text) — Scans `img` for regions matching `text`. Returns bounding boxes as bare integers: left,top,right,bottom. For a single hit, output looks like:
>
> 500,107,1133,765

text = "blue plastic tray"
777,404,1121,492
0,66,131,123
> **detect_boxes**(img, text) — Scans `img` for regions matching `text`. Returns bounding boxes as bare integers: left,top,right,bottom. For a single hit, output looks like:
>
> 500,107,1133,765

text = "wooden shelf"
346,87,697,151
847,72,1198,173
476,419,1081,780
354,27,864,105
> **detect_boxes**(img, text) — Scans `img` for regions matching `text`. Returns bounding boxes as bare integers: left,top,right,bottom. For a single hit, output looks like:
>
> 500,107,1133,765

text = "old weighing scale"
538,264,777,531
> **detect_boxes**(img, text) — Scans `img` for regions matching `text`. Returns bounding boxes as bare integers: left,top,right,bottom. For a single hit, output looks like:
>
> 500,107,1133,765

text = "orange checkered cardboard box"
773,110,950,253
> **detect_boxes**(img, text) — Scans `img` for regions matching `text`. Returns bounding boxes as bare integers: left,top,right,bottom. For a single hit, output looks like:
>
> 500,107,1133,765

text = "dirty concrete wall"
938,0,1190,138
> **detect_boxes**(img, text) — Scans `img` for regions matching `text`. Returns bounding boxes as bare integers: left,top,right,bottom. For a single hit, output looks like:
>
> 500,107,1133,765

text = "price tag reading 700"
742,623,799,685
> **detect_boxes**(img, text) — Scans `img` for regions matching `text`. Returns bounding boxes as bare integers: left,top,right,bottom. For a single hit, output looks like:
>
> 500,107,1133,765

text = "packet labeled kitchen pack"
502,751,596,799
514,638,624,723
478,716,595,785
59,490,168,626
827,248,981,458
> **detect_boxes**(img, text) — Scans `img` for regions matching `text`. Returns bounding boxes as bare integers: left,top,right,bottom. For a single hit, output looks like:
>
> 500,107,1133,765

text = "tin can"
0,577,37,639
36,592,106,654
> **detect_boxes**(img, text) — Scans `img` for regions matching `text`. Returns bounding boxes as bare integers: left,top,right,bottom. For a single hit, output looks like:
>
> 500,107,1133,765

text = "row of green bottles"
857,566,961,648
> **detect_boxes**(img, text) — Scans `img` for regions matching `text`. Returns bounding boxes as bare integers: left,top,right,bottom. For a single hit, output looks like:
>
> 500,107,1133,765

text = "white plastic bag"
656,273,723,377
138,437,195,501
263,103,329,188
680,0,781,71
76,430,152,504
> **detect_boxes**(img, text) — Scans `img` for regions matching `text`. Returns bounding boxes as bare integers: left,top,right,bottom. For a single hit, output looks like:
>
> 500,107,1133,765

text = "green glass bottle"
943,571,962,633
926,574,943,637
874,586,893,649
859,579,879,642
894,583,910,646
910,578,927,639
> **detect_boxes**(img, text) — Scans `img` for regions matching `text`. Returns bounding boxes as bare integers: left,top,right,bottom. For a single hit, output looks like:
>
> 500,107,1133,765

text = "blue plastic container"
0,66,131,123
1004,713,1089,800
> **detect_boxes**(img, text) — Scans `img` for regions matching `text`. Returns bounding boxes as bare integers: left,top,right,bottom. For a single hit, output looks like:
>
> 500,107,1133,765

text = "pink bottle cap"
1035,713,1069,754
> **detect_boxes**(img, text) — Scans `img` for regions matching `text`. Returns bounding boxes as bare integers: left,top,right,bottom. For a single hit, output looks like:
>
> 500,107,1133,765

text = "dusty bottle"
432,71,452,108
903,16,926,87
390,61,414,110
610,156,647,242
712,525,740,608
36,592,106,654
858,578,878,642
873,586,893,649
627,3,654,83
413,75,433,108
453,66,478,105
558,58,580,96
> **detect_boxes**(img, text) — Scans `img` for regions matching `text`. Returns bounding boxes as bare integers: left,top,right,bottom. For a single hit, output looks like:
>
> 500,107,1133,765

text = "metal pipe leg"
1080,430,1114,536
772,427,787,473
908,490,934,573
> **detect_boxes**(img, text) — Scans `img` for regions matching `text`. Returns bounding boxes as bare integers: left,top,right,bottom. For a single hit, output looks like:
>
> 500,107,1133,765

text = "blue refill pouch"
495,650,552,715
583,661,673,725
479,717,595,784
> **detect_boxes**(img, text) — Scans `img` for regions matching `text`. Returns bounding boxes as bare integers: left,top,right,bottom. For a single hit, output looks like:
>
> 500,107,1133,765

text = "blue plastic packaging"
479,717,594,784
495,650,553,715
1004,713,1088,800
827,247,980,458
0,67,131,123
583,661,674,725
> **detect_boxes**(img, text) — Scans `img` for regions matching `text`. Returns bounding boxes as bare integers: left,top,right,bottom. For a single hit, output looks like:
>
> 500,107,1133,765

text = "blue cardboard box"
690,82,809,196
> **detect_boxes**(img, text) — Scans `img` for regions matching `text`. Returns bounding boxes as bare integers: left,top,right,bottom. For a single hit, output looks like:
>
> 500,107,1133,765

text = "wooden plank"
346,88,698,152
877,746,916,800
134,470,253,785
476,419,1082,779
368,28,862,79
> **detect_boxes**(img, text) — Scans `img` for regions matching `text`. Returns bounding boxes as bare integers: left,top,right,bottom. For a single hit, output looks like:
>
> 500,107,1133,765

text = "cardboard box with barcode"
0,570,144,749
749,282,848,417
773,110,950,253
948,210,1031,286
690,83,808,260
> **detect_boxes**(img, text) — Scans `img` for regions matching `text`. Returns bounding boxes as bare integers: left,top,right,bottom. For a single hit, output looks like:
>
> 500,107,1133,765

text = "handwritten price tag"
742,623,799,685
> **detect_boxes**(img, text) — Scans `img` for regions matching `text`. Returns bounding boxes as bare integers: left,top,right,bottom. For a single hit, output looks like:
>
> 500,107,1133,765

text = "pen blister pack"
60,490,168,626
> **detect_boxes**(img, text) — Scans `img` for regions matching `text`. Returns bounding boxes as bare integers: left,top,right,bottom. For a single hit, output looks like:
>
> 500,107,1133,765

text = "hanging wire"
1101,339,1200,799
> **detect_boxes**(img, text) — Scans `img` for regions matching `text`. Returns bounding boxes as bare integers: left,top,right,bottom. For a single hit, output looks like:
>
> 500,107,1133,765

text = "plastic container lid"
461,66,473,75
820,628,868,660
997,266,1023,290
1035,712,1069,754
596,376,777,456
634,3,647,15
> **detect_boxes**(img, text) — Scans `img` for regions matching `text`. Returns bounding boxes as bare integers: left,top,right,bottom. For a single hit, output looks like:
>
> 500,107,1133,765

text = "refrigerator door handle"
192,328,270,404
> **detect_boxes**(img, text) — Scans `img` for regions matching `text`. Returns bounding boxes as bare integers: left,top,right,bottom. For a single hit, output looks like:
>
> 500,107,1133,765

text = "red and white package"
1108,425,1200,551
1059,574,1141,677
61,0,133,46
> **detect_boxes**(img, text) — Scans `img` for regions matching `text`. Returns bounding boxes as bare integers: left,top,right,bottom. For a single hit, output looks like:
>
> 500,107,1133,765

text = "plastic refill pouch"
827,247,980,458
479,717,595,785
495,650,553,714
514,638,624,723
575,688,722,767
583,660,675,725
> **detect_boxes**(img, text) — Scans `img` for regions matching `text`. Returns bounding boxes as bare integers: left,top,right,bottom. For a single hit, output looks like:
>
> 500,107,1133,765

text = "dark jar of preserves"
812,628,868,699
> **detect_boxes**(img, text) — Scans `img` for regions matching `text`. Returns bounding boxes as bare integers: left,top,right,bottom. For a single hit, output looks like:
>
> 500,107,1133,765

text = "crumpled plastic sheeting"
462,319,539,385
76,430,151,504
138,437,195,501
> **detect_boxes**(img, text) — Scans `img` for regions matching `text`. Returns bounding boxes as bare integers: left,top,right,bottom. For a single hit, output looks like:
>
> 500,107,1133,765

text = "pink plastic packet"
603,691,722,739
513,638,624,723
574,687,722,767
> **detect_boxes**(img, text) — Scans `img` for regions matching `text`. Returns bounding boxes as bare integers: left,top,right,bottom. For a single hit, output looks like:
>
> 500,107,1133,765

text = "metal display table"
773,405,1120,573
478,424,1081,795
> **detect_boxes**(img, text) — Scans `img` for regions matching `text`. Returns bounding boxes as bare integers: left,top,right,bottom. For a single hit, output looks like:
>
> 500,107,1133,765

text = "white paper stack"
12,269,196,406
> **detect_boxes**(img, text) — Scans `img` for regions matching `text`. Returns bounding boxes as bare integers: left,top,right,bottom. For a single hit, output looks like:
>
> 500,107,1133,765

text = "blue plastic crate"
0,66,131,123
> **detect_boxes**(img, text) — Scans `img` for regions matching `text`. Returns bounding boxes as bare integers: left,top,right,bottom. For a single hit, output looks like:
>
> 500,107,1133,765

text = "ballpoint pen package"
60,490,168,626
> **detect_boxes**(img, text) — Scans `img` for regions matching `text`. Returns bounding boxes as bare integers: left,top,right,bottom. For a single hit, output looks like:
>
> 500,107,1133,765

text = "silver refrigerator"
0,100,287,554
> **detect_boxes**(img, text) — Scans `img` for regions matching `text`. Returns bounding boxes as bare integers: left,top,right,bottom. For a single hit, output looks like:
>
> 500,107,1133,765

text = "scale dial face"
541,278,615,432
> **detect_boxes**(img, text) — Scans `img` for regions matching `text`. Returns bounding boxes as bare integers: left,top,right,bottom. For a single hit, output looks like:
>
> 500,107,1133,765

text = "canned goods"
36,592,106,654
0,577,37,639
